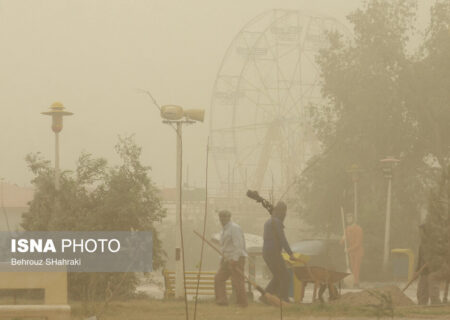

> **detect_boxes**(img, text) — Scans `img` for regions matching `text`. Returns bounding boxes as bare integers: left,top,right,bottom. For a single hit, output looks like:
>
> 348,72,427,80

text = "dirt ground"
332,285,415,307
70,299,450,320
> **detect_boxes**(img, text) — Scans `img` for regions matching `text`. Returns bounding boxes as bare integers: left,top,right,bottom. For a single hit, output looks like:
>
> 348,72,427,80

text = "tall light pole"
347,164,362,223
160,105,204,298
380,156,400,272
41,102,73,190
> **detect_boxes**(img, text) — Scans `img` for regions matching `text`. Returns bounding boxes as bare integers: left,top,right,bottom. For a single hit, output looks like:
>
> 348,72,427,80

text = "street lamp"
380,156,400,272
41,102,73,190
160,105,204,298
347,164,363,223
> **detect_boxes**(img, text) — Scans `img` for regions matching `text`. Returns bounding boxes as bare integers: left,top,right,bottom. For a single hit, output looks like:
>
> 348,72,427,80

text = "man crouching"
214,210,248,307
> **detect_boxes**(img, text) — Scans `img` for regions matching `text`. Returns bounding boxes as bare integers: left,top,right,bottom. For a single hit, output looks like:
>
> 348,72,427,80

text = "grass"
68,299,450,319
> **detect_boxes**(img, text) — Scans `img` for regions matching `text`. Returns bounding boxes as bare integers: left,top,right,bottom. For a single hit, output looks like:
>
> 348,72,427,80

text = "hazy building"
0,182,33,232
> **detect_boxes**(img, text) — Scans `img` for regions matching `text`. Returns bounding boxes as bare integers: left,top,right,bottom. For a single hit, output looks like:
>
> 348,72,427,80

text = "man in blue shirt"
262,201,295,303
214,210,248,307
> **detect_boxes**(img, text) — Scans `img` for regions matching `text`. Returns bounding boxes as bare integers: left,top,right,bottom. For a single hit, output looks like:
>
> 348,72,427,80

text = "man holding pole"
214,210,248,307
262,201,295,303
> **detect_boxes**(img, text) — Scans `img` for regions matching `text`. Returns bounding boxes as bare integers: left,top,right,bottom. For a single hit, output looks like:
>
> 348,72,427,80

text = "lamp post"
347,164,363,223
380,156,400,272
41,102,73,190
160,105,204,298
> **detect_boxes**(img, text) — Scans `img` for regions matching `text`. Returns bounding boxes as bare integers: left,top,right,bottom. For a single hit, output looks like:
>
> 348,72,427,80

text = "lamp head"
160,105,184,120
184,109,205,122
41,102,73,133
160,105,205,122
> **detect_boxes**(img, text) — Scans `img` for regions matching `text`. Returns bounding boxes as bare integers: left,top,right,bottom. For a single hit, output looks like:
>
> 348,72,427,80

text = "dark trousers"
417,274,430,305
263,251,289,302
428,270,443,305
417,271,442,305
214,257,248,307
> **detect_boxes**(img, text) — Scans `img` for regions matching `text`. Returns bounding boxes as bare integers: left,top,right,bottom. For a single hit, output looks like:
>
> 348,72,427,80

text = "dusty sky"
0,0,429,189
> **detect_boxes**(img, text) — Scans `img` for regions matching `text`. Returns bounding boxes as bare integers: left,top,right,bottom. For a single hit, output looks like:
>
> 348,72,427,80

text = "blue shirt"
263,216,293,256
220,221,247,261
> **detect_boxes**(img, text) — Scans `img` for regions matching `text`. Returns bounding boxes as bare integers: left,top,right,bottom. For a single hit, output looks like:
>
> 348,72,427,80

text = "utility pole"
160,105,204,298
175,121,184,298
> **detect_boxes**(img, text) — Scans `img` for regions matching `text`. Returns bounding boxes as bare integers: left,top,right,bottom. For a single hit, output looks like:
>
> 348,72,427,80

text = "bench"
0,271,70,320
163,270,232,298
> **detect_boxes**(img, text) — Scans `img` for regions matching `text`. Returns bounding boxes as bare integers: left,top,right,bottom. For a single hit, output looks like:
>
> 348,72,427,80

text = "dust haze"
0,0,396,188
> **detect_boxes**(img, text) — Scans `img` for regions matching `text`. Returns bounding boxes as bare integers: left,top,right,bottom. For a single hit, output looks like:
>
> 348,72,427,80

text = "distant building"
0,182,33,231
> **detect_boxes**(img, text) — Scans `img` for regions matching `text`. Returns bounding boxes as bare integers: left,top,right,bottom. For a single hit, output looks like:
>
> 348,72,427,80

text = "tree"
23,135,166,316
295,0,428,276
418,0,450,287
407,0,450,167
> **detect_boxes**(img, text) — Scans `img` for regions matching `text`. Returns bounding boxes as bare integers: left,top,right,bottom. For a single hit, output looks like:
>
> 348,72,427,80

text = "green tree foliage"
22,136,166,311
295,0,450,275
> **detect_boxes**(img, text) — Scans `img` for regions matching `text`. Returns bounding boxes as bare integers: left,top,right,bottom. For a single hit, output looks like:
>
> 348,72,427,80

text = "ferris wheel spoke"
280,44,304,110
278,56,303,116
249,55,279,108
274,138,290,189
283,71,321,119
263,34,303,118
283,91,304,119
303,51,321,74
238,124,284,190
277,42,304,59
212,122,275,133
238,79,276,116
263,35,286,111
253,131,279,190
283,96,305,120
234,141,265,171
239,34,279,112
283,116,307,141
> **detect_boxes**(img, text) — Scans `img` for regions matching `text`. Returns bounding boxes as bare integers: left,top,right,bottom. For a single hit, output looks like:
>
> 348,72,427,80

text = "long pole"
175,122,184,298
193,139,209,320
55,132,60,190
402,263,427,292
353,179,358,223
340,207,350,273
382,176,392,272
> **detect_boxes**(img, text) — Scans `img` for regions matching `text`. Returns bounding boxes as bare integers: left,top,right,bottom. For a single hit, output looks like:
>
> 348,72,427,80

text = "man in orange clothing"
342,213,364,287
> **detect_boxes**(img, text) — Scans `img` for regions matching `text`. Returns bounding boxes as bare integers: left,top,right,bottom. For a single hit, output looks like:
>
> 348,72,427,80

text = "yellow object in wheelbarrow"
282,252,310,267
281,252,309,302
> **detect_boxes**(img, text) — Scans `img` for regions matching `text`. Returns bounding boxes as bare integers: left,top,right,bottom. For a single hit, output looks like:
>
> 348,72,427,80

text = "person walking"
214,210,248,307
262,201,295,303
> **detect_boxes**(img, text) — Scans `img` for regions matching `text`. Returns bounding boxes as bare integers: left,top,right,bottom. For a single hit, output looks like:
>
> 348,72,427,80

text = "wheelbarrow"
292,265,349,302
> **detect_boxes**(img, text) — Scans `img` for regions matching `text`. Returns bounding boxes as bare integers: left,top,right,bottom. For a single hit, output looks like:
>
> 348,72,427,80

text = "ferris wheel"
209,9,348,198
